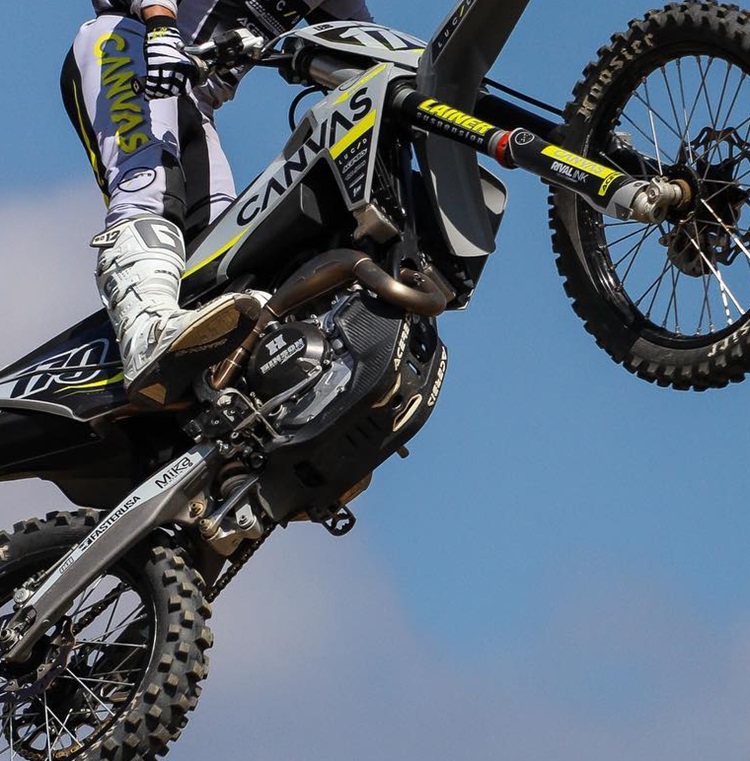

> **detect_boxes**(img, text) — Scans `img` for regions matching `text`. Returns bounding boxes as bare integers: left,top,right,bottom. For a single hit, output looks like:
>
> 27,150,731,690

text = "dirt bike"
0,0,747,758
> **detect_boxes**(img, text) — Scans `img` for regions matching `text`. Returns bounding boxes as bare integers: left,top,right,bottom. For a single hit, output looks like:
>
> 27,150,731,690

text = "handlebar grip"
188,55,211,86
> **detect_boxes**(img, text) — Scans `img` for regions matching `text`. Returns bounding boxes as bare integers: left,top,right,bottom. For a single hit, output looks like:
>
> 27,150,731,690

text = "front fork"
392,88,691,224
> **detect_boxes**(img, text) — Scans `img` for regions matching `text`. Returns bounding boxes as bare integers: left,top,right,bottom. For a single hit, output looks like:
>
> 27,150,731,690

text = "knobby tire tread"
0,510,213,761
549,1,750,390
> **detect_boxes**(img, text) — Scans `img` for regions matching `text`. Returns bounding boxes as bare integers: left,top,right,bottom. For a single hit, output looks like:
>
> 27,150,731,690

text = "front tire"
551,2,750,389
0,511,212,761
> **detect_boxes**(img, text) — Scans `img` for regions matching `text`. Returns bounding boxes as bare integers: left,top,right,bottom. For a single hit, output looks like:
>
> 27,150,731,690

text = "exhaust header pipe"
212,249,447,390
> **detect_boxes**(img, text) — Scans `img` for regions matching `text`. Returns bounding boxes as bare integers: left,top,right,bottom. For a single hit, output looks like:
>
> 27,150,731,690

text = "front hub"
663,128,750,277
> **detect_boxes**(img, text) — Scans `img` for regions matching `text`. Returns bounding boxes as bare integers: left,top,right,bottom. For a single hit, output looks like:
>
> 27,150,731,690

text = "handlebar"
183,28,266,71
132,28,267,95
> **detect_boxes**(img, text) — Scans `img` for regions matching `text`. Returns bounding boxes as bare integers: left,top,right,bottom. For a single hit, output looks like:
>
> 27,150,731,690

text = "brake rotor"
0,619,75,704
663,127,750,277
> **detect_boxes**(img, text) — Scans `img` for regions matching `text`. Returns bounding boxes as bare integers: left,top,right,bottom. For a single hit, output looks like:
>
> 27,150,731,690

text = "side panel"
0,410,100,476
182,64,396,289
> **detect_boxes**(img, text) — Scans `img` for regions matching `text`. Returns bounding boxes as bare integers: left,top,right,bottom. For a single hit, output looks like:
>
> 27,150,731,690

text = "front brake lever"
185,29,265,73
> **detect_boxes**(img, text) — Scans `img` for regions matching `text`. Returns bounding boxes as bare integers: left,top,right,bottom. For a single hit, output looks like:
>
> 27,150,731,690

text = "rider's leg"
92,215,265,405
178,93,237,243
61,15,266,405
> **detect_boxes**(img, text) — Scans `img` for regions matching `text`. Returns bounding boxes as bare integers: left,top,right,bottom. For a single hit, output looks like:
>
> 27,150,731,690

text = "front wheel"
550,2,750,389
0,511,212,761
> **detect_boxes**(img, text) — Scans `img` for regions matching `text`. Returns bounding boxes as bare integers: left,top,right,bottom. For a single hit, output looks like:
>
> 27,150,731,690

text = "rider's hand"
142,16,196,99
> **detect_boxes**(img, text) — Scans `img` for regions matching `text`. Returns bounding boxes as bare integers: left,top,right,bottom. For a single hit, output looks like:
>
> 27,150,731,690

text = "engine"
245,321,335,407
228,290,448,523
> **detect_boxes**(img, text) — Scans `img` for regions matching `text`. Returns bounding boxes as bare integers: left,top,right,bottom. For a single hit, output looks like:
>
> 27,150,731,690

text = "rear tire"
0,510,212,761
550,2,750,389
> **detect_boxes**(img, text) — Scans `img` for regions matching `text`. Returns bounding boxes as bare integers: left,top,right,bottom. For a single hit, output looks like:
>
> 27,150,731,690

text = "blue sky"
3,1,750,759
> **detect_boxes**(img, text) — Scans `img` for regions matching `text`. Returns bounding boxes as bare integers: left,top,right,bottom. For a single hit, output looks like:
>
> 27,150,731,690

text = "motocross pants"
60,14,236,243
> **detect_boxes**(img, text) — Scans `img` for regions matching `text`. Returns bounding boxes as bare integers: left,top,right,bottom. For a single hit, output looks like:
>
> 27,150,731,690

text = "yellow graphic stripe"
541,146,619,180
330,111,377,159
73,82,108,200
418,99,495,136
183,229,250,279
599,171,623,197
335,64,388,104
55,371,125,394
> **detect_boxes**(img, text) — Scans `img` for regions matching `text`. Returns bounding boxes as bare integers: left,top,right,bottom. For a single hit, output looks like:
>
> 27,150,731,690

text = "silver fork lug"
631,177,689,224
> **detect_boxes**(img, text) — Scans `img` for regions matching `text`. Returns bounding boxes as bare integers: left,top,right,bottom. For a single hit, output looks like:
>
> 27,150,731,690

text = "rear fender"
0,310,128,422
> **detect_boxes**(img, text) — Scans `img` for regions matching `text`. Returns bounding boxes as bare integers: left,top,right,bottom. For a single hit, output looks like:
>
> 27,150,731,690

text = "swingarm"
391,86,691,225
0,443,221,664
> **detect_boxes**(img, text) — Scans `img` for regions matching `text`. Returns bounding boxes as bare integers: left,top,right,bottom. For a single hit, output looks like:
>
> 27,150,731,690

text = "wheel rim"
586,46,750,346
0,567,154,760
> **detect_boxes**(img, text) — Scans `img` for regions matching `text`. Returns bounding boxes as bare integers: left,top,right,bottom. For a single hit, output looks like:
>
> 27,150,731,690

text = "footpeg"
311,505,357,537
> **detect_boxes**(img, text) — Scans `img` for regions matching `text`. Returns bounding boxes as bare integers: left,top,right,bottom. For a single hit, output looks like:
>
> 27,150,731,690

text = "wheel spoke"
633,257,671,311
630,86,680,161
609,222,657,253
587,48,750,340
75,638,148,651
613,225,659,280
620,110,675,164
96,610,148,642
70,576,106,619
665,259,682,332
61,669,115,718
42,693,52,761
0,582,144,759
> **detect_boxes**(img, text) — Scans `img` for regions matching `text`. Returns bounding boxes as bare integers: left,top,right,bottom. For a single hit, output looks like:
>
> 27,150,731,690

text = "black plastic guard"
415,0,529,259
253,294,447,522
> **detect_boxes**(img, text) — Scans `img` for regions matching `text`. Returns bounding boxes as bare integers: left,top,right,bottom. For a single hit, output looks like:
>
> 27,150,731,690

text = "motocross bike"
0,0,747,758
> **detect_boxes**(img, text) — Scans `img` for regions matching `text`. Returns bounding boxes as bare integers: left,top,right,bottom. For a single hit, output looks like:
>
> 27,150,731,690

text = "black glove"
142,16,196,99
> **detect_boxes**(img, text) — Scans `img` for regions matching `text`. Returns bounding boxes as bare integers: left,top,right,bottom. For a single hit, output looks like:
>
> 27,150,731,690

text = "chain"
206,525,276,603
72,583,128,636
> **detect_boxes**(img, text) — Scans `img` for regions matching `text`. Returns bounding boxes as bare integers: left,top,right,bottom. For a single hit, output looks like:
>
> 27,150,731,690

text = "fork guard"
415,0,530,259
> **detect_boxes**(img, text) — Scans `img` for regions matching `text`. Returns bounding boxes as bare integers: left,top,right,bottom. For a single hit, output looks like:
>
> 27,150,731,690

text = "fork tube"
392,87,655,222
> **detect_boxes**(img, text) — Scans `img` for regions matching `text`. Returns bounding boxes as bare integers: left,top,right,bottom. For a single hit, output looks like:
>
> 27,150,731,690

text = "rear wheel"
0,511,212,761
550,2,750,389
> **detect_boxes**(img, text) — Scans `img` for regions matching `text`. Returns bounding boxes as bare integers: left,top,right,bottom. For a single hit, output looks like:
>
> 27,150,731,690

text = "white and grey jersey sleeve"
91,0,372,104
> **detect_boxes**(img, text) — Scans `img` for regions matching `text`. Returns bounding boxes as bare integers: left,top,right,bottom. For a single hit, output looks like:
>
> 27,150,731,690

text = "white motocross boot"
93,215,269,406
